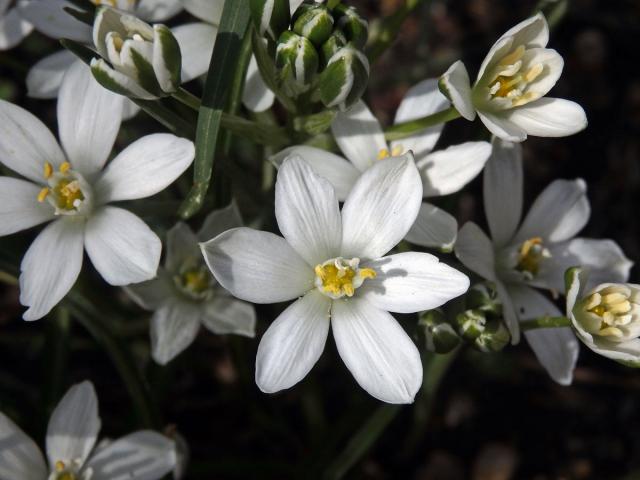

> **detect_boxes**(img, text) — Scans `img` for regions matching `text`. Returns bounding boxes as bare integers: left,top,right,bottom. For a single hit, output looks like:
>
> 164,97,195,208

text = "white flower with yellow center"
272,79,492,251
0,381,176,479
126,204,256,365
0,61,194,321
439,13,587,142
454,138,632,384
200,155,469,403
566,269,640,367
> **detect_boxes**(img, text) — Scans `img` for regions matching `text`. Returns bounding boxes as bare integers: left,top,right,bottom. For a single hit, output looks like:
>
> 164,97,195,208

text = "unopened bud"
456,309,486,341
276,31,319,93
333,4,368,49
320,30,347,66
474,318,510,353
420,310,461,354
292,4,334,47
318,45,369,111
250,0,291,42
467,283,502,316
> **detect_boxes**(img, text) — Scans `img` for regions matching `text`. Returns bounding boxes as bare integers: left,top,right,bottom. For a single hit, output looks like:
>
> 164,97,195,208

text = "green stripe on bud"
318,45,369,111
276,31,319,92
153,24,181,94
320,30,347,67
292,4,334,47
333,4,368,49
456,309,486,341
90,58,158,99
250,0,291,42
474,318,510,353
420,310,461,354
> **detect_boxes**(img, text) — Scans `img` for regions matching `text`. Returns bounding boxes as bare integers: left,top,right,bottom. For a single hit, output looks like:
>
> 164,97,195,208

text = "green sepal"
456,309,486,341
154,24,182,93
250,0,291,41
474,319,511,353
318,46,369,111
320,30,347,66
333,4,368,49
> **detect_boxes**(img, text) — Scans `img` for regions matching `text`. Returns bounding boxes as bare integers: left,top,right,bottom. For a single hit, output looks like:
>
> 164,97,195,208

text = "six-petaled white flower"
201,155,469,403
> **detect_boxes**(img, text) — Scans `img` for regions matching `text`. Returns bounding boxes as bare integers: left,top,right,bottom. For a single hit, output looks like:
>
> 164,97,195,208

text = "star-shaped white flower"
454,137,632,384
0,381,176,479
0,61,194,320
272,79,492,250
201,154,469,403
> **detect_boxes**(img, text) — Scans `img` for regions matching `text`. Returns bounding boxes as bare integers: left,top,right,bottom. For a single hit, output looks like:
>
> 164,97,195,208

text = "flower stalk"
384,106,461,141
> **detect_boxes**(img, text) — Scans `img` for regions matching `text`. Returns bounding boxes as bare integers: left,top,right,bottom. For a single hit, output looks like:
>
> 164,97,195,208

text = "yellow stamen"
55,461,65,472
44,162,53,179
377,148,390,160
314,260,376,298
37,187,50,203
590,305,606,317
524,64,544,83
516,237,545,276
391,145,404,156
59,162,71,173
359,268,377,279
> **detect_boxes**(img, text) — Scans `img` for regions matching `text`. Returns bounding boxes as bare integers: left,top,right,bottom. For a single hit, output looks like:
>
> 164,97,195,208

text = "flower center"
51,461,80,480
515,237,550,278
174,263,214,301
38,162,92,216
583,286,637,339
377,145,404,161
314,257,376,299
487,45,544,107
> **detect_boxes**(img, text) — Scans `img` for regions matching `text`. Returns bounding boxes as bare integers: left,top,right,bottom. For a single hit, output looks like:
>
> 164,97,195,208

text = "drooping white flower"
454,137,632,384
0,61,194,320
126,204,256,365
0,380,176,479
201,155,469,403
0,0,33,50
566,268,640,367
272,79,492,250
439,13,587,142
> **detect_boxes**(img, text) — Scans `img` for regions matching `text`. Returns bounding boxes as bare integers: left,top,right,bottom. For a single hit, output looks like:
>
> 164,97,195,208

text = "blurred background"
1,0,639,478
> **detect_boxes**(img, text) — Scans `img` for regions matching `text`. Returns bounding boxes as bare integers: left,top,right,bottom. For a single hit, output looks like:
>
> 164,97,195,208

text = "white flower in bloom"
455,138,632,384
201,155,469,403
0,61,194,320
272,79,492,250
126,204,256,365
0,0,33,50
566,269,640,367
440,13,587,142
0,381,176,479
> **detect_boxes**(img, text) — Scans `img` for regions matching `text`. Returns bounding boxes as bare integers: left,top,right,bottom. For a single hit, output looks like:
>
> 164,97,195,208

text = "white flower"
0,381,176,479
0,61,194,320
272,79,492,250
200,154,469,403
0,1,33,50
566,269,640,367
440,13,587,142
126,204,256,365
454,137,632,384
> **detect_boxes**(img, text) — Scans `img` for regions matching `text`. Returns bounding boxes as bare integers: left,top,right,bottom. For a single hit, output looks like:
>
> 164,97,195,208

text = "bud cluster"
250,0,369,111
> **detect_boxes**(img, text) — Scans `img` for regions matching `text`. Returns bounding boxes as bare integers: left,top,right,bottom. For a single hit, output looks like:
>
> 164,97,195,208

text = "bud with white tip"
320,30,347,66
276,30,319,94
318,45,369,111
420,310,461,354
456,309,486,341
333,4,368,49
474,318,511,353
292,3,334,47
250,0,291,42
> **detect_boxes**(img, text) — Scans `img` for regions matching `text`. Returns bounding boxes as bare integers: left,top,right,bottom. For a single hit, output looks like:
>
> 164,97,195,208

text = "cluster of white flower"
0,0,635,477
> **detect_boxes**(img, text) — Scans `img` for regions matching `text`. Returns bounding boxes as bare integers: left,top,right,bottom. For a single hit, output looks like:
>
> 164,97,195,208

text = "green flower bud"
420,310,461,354
333,4,368,49
292,4,334,47
318,45,369,111
474,318,511,353
467,283,502,317
250,0,291,42
456,309,486,341
320,30,347,67
276,31,319,92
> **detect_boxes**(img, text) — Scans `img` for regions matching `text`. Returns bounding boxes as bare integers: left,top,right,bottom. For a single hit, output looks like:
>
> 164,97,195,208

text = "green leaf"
178,0,252,219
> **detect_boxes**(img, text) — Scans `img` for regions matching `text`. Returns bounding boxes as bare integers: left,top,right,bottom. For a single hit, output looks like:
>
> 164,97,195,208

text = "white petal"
508,284,578,385
198,202,243,242
331,100,387,172
255,290,331,393
0,412,46,480
404,202,458,251
0,7,32,50
275,157,342,266
150,302,201,365
515,178,589,243
454,222,497,281
95,134,194,203
520,48,564,98
391,78,449,157
122,99,141,120
20,219,84,321
85,207,161,285
200,227,314,303
341,153,422,260
483,137,523,247
85,431,176,480
477,111,527,142
17,0,91,42
136,0,182,21
0,177,54,235
417,141,491,197
173,22,216,83
183,0,223,24
359,252,469,313
506,98,587,138
495,279,520,344
0,99,65,183
332,298,422,403
165,222,199,272
243,54,275,112
46,381,100,468
58,61,124,178
439,60,475,121
124,270,174,311
201,297,256,337
26,49,75,99
270,146,360,201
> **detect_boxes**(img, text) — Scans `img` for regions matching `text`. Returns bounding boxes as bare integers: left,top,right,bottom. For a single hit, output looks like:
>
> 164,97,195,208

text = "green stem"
385,106,460,141
172,87,202,111
520,315,571,331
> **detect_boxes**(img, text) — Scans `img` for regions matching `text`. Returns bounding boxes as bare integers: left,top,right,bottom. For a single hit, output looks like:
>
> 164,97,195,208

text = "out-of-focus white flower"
272,79,492,250
455,137,632,384
439,13,587,142
0,381,176,479
566,268,640,367
0,0,33,50
0,61,194,320
126,204,256,365
201,155,469,403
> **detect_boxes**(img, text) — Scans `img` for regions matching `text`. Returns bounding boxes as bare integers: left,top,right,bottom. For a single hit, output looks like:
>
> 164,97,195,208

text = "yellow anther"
343,283,355,297
524,64,544,83
359,268,377,279
314,259,376,299
44,162,53,179
499,45,526,66
516,237,546,276
590,305,606,317
37,187,50,203
315,264,326,280
391,145,404,156
59,162,71,173
55,461,65,472
377,148,390,160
